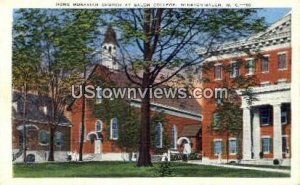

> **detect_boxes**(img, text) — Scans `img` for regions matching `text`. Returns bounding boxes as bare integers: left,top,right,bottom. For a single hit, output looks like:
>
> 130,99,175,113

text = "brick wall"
201,47,292,159
12,120,71,151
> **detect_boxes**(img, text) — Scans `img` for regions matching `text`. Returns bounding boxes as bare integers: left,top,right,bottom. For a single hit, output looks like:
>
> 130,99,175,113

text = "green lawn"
229,163,291,170
13,161,290,178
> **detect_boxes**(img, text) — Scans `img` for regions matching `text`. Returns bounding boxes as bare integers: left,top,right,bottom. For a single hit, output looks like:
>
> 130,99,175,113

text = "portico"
239,83,290,161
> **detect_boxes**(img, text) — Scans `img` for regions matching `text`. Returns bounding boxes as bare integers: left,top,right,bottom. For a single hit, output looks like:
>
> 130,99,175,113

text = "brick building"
200,13,291,165
67,27,202,161
12,91,71,162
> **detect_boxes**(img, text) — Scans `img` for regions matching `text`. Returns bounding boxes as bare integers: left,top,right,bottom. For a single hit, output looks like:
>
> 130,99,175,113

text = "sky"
256,8,291,25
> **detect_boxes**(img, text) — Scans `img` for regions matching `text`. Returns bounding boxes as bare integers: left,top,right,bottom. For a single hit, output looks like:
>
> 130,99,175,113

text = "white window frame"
246,58,255,75
213,138,222,155
95,120,103,132
229,138,237,155
95,87,103,104
155,122,163,148
230,61,239,78
171,125,177,149
55,131,63,146
261,55,270,73
261,136,271,154
110,118,119,140
282,135,289,153
260,106,272,126
278,52,288,70
281,105,289,125
39,130,49,146
214,63,222,80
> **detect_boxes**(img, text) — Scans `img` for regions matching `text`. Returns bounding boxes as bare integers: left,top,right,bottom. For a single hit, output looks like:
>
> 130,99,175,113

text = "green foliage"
156,160,174,177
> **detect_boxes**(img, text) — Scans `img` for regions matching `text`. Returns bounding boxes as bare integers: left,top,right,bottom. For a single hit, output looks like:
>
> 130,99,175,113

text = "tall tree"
12,9,102,161
108,9,266,166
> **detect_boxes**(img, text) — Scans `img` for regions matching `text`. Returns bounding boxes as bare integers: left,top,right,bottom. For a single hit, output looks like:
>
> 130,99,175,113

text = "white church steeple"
101,25,119,70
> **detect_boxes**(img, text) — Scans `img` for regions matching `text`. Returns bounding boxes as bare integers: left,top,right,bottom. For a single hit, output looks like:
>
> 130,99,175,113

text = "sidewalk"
187,161,291,174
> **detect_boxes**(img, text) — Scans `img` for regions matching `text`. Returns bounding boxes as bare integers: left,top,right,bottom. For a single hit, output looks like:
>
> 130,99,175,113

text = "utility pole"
79,66,86,161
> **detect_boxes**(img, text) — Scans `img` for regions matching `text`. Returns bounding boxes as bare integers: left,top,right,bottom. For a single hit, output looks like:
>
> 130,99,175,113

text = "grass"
228,163,291,170
13,161,290,178
13,161,289,177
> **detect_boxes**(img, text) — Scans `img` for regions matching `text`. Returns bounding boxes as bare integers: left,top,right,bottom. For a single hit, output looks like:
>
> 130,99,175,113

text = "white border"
0,1,300,185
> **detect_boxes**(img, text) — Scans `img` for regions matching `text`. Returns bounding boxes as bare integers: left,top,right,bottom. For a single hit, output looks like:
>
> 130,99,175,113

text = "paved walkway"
187,161,291,174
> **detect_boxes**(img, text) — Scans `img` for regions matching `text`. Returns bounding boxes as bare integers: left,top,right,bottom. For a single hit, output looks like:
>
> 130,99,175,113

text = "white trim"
228,138,237,155
39,130,49,146
130,99,202,121
171,125,177,150
155,122,163,148
277,52,288,71
260,81,271,87
110,118,119,140
55,131,63,147
213,138,222,142
261,136,271,154
95,120,103,132
245,58,255,75
213,139,223,155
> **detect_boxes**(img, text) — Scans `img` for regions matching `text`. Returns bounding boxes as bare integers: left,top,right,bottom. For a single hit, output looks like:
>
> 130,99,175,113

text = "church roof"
102,25,118,45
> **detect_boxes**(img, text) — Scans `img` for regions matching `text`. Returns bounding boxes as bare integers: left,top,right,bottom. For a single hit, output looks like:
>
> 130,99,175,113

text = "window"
96,88,103,104
246,59,255,75
110,118,119,140
212,113,221,129
39,130,49,145
260,106,272,126
281,104,290,125
155,122,163,148
229,139,237,154
95,120,103,132
282,136,288,153
262,137,271,154
55,132,63,146
171,125,177,149
261,56,269,72
214,65,222,80
214,140,222,154
278,53,287,70
230,62,239,78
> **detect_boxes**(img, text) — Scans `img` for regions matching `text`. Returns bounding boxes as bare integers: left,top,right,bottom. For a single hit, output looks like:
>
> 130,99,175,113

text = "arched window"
95,120,103,132
171,125,177,149
39,130,49,145
110,118,119,140
155,122,163,148
55,132,63,146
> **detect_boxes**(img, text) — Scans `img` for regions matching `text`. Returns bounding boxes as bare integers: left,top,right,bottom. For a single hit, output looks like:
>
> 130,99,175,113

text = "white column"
242,107,252,160
273,104,283,159
252,108,261,159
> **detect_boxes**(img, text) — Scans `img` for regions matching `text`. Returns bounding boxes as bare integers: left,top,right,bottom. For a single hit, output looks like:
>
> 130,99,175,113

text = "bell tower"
101,25,119,70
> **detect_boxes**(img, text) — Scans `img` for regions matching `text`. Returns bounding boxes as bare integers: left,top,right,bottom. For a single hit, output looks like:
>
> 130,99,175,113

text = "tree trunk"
137,73,152,167
226,132,229,163
48,126,55,161
22,84,27,163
